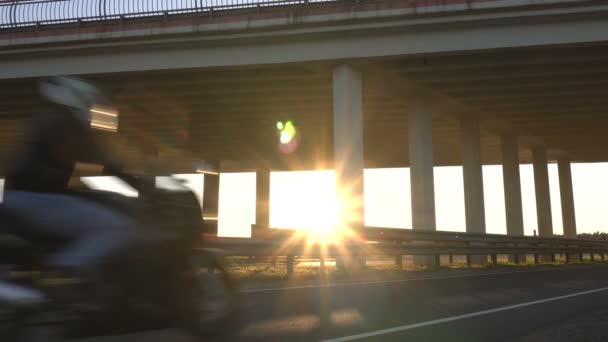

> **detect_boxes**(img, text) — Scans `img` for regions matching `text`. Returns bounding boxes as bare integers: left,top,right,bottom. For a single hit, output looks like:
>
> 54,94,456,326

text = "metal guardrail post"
100,0,107,20
286,255,294,276
10,0,17,28
271,256,277,267
395,255,403,269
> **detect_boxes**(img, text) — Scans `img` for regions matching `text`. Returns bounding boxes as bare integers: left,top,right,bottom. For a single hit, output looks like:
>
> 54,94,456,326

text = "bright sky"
215,163,608,238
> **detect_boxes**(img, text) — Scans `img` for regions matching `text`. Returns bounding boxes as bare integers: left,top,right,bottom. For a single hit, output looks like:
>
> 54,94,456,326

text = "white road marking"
241,266,578,293
319,286,608,342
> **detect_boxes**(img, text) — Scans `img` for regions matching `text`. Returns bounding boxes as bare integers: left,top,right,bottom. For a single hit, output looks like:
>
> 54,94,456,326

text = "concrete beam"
533,148,553,237
362,65,552,161
3,7,608,79
558,158,577,238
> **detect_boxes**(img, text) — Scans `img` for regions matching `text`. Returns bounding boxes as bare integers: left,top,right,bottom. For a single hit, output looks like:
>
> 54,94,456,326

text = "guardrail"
204,226,608,275
0,0,332,30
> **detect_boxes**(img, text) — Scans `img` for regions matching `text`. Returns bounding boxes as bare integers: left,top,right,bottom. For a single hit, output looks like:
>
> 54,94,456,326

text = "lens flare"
280,131,292,144
279,121,296,143
276,120,300,154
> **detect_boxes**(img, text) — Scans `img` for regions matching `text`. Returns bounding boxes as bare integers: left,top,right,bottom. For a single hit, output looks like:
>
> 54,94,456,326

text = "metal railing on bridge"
203,226,608,275
0,0,333,30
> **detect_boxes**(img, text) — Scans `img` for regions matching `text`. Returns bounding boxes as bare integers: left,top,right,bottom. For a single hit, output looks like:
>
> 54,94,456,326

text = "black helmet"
39,76,118,131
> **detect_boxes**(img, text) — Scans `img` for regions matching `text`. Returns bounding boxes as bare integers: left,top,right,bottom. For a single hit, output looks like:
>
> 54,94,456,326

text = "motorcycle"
0,173,239,340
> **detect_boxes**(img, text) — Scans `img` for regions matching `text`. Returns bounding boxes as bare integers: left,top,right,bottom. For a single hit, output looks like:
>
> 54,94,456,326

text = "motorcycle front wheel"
182,261,240,339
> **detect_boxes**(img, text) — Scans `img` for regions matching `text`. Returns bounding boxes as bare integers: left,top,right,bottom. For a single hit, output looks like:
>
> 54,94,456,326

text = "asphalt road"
54,264,608,341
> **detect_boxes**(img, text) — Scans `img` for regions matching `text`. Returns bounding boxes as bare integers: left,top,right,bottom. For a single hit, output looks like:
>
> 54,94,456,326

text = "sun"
269,170,340,240
268,169,364,246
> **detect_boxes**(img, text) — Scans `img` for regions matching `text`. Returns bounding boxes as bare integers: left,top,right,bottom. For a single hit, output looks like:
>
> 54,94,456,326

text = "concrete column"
333,65,365,269
501,135,524,236
533,148,555,261
408,98,436,266
409,101,436,231
332,65,365,231
533,148,553,237
558,159,577,238
202,172,220,235
255,169,271,233
461,118,486,265
461,118,486,233
501,135,526,263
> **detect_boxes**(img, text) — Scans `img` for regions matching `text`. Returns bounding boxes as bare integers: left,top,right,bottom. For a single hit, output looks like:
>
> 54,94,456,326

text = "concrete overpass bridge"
1,0,607,260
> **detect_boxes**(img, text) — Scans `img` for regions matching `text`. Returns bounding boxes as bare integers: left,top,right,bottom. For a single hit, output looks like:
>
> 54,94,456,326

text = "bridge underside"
0,42,607,171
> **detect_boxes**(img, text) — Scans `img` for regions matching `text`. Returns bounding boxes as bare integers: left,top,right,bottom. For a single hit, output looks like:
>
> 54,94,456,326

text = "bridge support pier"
202,168,220,235
558,159,577,238
408,96,437,267
255,169,271,232
558,159,580,263
461,118,487,265
533,148,554,262
333,65,365,268
501,135,526,263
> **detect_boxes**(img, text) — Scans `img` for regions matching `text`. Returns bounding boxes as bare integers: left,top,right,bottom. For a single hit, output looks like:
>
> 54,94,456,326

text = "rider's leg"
2,190,136,272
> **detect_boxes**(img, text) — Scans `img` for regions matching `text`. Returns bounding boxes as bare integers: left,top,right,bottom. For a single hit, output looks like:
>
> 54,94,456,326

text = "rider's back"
5,111,104,193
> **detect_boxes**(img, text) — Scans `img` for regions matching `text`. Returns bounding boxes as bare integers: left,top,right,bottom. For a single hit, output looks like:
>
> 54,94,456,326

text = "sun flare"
270,170,336,232
269,170,363,244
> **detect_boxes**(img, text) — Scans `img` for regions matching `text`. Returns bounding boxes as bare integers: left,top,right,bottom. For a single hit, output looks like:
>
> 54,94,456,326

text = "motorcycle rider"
1,76,137,286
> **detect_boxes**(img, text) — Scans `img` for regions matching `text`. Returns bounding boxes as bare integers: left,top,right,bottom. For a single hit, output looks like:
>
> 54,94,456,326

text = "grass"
224,255,606,286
